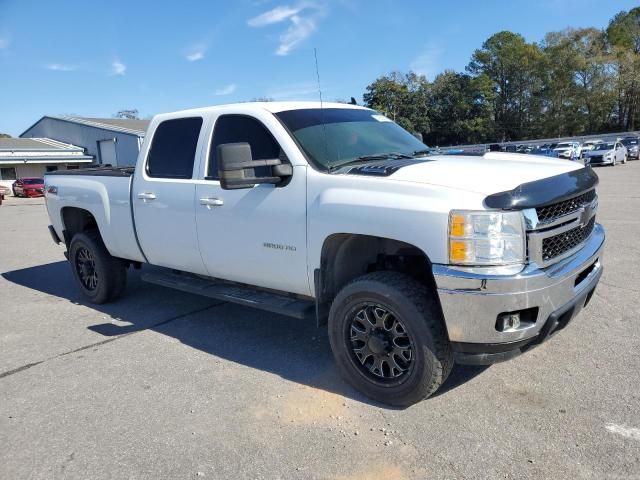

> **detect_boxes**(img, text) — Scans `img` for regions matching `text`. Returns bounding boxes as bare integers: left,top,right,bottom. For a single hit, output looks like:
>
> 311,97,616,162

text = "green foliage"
362,8,639,145
363,72,430,134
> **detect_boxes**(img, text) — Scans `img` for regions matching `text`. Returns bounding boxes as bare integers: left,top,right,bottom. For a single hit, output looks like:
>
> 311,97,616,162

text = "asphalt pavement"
0,162,639,479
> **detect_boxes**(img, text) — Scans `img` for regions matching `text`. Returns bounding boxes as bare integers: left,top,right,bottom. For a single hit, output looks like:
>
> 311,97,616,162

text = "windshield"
622,138,638,146
276,108,428,170
23,178,43,184
594,143,614,151
555,143,573,148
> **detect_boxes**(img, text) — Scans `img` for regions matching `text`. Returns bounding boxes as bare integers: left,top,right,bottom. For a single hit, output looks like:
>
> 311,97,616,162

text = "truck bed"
46,166,135,177
44,167,145,263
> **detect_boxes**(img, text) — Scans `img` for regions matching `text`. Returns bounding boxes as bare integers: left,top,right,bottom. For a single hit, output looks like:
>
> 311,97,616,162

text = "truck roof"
154,101,370,121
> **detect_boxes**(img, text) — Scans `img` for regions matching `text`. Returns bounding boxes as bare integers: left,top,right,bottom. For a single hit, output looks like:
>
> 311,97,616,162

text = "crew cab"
44,102,604,406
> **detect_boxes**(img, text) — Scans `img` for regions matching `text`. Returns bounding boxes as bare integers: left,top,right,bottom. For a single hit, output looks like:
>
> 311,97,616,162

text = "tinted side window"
208,115,283,178
147,117,203,179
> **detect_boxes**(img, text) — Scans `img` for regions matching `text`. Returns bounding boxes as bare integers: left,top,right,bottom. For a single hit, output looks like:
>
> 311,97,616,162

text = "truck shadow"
2,261,488,408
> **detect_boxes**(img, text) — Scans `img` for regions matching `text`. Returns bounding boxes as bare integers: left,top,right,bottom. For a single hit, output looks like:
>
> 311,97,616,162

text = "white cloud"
276,14,317,56
186,44,207,62
247,5,302,27
111,59,126,76
214,83,237,96
248,2,325,56
45,63,78,72
409,45,444,80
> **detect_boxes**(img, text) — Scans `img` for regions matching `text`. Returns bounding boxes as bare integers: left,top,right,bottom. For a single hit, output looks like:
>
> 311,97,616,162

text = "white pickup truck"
44,102,604,406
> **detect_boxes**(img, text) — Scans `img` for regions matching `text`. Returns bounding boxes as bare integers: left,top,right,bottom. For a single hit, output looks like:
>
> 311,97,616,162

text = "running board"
141,270,315,320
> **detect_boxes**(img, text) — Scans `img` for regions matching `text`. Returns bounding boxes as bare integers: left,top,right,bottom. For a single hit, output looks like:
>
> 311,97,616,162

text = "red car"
14,177,45,197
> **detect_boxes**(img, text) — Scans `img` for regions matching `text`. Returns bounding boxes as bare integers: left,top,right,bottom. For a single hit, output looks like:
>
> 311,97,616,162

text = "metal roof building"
20,116,150,167
0,137,94,187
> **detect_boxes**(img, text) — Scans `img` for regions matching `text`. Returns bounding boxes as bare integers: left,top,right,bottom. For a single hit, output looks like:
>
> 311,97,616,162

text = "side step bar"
142,270,315,320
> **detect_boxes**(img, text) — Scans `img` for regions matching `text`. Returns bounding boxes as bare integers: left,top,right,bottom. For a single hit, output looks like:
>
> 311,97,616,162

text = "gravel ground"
0,163,639,480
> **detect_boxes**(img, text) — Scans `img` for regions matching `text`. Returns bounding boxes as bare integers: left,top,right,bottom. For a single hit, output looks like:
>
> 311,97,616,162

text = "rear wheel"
328,271,453,407
69,231,127,304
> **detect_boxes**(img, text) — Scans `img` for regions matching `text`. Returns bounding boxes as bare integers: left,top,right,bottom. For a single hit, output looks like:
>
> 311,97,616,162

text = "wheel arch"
315,233,441,324
60,206,103,249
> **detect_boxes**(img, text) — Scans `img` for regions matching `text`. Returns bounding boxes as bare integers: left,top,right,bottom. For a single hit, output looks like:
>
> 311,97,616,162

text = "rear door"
132,116,208,275
194,113,310,295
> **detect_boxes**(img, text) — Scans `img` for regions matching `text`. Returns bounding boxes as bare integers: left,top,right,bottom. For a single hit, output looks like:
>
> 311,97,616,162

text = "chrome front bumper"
433,223,605,353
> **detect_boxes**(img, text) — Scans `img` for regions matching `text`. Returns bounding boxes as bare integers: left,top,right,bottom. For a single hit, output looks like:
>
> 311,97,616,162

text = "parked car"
13,177,45,197
584,141,627,166
581,139,603,155
620,136,639,160
529,146,560,158
44,102,604,406
553,142,582,160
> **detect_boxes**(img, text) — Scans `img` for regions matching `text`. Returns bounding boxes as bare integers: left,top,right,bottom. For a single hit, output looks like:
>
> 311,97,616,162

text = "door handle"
137,192,156,200
200,197,224,207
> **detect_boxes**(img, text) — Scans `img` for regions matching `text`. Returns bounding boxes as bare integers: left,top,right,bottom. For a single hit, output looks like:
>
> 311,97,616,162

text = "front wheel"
69,231,127,304
328,271,453,407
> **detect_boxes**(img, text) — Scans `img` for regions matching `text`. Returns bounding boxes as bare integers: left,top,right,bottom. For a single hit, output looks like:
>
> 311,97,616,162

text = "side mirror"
217,142,292,190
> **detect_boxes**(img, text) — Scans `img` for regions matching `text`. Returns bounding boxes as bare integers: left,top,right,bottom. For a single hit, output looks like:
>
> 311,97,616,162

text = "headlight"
448,210,525,265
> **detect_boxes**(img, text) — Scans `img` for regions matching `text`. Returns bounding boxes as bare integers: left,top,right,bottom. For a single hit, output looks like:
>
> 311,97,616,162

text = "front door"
195,114,310,295
132,116,208,275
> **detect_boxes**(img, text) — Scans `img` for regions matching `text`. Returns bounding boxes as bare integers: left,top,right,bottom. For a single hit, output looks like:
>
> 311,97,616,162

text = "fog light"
498,313,521,332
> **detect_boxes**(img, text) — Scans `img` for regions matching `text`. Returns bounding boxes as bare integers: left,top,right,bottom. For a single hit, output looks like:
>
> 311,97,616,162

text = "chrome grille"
542,217,595,262
536,189,596,224
526,190,598,267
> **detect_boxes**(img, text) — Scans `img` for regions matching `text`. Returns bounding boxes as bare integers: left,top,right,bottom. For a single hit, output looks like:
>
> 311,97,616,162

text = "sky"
0,0,637,136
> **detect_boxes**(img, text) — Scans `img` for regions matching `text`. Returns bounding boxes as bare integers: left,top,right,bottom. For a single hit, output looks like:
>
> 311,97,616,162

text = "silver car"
584,141,627,166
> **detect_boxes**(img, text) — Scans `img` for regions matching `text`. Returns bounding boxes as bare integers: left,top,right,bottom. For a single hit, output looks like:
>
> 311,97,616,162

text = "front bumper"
432,223,605,364
587,157,614,165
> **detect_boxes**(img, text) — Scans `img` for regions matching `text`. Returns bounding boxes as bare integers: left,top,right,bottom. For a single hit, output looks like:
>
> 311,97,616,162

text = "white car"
43,101,605,406
581,140,603,154
553,142,582,160
584,141,627,166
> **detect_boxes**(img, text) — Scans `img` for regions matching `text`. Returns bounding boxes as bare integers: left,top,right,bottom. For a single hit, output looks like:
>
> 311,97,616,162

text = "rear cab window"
147,117,203,179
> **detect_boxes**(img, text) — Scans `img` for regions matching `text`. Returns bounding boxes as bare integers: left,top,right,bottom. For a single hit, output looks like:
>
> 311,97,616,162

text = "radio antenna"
314,48,330,167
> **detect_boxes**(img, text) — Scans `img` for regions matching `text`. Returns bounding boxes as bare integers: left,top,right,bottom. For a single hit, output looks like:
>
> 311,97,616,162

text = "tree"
467,31,543,141
0,133,11,138
607,7,640,130
363,71,430,135
114,109,140,120
425,71,494,145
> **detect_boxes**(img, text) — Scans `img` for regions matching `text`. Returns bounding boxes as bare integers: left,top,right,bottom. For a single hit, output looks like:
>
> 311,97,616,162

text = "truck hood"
380,153,583,195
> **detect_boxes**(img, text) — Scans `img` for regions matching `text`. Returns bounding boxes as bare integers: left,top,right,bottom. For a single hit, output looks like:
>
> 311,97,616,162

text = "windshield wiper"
412,148,433,157
328,152,412,172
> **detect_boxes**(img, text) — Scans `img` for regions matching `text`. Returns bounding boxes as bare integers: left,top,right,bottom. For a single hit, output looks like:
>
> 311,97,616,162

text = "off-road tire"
69,231,127,304
328,271,453,407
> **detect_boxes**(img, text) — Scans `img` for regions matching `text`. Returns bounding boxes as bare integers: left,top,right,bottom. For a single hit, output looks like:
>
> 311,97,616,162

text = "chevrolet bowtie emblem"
579,203,594,226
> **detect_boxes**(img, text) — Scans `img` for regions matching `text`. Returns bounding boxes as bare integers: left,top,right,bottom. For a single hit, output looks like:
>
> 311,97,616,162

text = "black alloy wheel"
348,304,414,380
75,246,98,291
